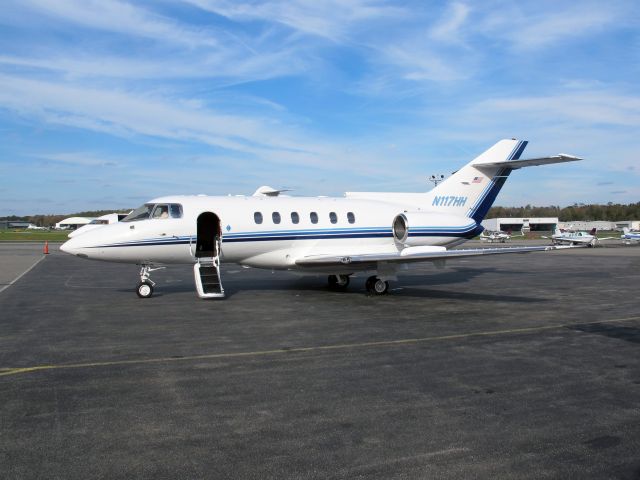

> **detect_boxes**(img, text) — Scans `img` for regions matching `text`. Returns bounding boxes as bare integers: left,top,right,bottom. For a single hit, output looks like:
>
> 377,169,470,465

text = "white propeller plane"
546,227,600,247
620,227,640,244
60,139,581,299
479,229,523,243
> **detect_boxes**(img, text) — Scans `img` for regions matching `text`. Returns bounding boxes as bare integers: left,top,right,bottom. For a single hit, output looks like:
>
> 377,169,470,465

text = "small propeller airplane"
60,139,581,299
545,227,600,247
545,227,618,247
479,229,523,243
621,227,640,244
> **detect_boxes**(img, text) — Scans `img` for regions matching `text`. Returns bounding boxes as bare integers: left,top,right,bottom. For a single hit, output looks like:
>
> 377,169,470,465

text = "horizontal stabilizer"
475,154,582,170
295,244,579,268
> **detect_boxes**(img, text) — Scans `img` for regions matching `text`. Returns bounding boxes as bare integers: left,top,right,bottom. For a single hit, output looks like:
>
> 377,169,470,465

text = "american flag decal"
472,176,483,183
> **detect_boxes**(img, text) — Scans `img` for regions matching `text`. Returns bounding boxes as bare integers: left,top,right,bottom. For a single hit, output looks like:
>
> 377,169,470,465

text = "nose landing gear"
136,265,165,298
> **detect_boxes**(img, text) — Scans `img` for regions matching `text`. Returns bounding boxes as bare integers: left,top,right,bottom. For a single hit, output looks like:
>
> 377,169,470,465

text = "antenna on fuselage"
428,174,446,187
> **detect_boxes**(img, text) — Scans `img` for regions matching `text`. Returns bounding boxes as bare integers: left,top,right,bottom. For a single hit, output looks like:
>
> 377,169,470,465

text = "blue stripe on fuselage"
90,224,481,248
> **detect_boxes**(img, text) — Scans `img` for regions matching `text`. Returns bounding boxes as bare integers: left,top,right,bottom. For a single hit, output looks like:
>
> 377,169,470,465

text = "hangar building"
482,217,558,233
55,217,95,230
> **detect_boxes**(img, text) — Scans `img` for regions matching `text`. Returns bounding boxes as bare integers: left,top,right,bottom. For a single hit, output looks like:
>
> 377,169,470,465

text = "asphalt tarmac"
1,242,639,479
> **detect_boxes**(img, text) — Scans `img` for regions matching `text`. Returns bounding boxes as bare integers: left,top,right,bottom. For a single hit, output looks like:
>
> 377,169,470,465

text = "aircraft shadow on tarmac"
571,323,640,345
126,266,545,303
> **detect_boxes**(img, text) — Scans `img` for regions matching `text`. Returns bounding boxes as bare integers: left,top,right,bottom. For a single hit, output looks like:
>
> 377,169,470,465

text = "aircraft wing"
295,245,576,268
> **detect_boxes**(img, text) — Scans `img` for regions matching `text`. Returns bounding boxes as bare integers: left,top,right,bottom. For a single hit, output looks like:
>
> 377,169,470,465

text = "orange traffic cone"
43,241,49,255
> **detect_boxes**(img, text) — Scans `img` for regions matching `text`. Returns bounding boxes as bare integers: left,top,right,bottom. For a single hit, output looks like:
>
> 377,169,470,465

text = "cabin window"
329,212,338,224
347,212,356,224
272,212,281,224
122,204,153,222
151,204,170,219
310,212,318,224
254,212,263,224
291,212,300,224
169,204,183,218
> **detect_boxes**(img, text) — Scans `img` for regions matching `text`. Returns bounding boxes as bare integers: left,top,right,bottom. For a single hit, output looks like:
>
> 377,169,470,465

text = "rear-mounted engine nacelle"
392,212,476,246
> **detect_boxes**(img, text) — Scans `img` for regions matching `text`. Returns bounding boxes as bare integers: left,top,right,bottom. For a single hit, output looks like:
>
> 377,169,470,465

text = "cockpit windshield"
121,203,183,222
122,204,154,222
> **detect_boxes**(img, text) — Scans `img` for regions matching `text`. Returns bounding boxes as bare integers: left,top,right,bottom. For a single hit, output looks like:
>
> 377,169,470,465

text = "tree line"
488,202,640,222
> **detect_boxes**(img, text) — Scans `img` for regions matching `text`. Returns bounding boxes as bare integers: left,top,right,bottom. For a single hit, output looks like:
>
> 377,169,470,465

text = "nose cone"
60,235,88,258
68,224,101,238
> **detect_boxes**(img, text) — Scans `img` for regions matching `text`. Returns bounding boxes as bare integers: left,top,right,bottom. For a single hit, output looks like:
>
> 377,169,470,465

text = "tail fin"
423,139,527,222
589,228,597,235
347,139,580,219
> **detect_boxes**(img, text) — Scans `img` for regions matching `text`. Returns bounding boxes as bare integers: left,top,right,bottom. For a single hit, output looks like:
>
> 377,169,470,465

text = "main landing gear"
327,274,389,295
365,275,389,295
136,265,165,298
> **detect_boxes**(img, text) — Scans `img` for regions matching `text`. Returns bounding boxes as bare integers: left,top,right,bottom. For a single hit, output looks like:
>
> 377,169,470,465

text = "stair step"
197,261,223,295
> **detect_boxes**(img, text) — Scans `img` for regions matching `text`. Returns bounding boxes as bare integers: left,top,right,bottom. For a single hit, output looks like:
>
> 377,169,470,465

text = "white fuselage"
61,194,480,272
552,231,596,245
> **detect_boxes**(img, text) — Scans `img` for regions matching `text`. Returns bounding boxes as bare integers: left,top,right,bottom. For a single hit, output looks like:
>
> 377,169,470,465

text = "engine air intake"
393,214,408,244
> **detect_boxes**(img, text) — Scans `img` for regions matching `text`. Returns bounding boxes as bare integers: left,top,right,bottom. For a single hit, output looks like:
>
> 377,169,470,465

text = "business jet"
60,139,581,299
27,224,48,230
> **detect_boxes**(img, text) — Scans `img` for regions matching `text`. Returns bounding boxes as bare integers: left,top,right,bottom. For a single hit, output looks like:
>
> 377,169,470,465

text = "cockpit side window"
122,204,154,222
152,204,170,219
169,204,183,218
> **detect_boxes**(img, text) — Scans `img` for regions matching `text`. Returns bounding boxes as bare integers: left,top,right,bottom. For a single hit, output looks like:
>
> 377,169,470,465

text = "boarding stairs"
194,239,225,299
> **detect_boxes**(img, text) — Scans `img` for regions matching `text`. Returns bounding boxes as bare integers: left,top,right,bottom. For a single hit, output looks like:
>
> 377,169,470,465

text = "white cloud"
16,0,219,48
0,74,423,185
429,2,471,44
479,2,625,51
181,0,406,42
477,93,640,128
0,48,307,83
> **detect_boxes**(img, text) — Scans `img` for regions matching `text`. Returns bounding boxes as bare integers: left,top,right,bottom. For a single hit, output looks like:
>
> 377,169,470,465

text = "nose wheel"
136,281,154,298
365,276,389,295
135,265,164,298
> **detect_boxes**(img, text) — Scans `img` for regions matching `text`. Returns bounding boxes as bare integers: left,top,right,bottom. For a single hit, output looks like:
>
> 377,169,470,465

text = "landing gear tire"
328,274,350,291
366,275,389,295
136,281,154,298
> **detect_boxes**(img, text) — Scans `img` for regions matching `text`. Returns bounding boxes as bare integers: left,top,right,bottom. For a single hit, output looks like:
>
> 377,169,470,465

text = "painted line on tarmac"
1,315,639,378
0,255,45,295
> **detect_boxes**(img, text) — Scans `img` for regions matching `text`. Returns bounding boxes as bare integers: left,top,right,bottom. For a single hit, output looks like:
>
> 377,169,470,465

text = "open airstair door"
194,212,225,299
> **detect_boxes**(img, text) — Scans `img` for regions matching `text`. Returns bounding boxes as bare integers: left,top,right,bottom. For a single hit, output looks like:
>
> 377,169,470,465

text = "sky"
0,0,638,216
